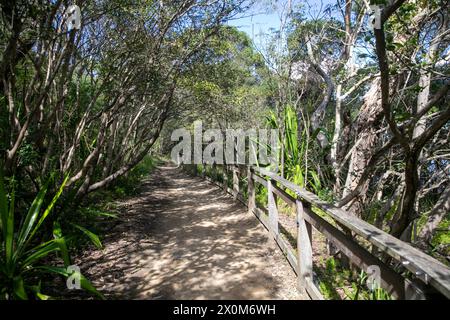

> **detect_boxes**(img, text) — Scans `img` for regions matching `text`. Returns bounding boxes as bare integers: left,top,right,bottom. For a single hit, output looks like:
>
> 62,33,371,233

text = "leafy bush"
108,156,160,197
0,167,102,300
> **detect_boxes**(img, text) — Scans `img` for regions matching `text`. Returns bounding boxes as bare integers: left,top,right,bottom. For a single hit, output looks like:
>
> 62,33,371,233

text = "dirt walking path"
75,164,308,300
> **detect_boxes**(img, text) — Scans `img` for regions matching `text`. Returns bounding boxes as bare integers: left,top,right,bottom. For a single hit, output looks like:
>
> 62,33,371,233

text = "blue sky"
227,12,282,41
227,0,337,43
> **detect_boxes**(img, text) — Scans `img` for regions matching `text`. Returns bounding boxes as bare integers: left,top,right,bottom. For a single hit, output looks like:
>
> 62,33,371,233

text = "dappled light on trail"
74,164,307,300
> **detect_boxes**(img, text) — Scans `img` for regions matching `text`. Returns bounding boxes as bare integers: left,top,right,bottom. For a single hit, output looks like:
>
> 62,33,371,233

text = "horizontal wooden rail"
254,166,450,299
183,163,450,300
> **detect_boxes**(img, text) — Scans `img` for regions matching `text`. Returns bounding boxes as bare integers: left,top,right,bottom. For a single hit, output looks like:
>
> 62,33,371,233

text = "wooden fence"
183,163,450,300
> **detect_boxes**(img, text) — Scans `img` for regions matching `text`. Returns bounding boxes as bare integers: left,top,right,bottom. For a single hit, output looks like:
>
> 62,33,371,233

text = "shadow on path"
76,164,307,300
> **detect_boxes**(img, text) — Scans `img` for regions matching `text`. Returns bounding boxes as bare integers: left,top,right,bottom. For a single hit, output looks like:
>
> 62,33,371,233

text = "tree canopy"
0,0,449,299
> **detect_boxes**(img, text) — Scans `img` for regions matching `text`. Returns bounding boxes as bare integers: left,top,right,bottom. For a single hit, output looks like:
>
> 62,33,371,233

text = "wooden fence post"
267,179,279,237
296,199,313,292
233,166,239,200
247,166,255,215
223,165,228,192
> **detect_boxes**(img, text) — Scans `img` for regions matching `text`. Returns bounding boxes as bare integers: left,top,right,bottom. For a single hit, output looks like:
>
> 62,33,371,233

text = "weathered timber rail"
183,163,450,300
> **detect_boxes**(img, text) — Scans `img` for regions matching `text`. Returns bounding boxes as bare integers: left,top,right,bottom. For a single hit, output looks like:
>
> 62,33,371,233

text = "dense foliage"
0,0,449,299
0,0,247,299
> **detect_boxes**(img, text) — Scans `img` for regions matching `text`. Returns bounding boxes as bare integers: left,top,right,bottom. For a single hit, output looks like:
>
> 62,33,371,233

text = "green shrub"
0,167,102,300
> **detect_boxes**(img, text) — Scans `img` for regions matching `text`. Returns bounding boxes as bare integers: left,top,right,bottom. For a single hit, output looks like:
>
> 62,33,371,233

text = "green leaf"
13,276,28,300
53,221,63,239
36,292,51,300
15,177,51,258
79,274,104,299
28,175,69,243
0,163,7,235
55,237,71,267
293,165,304,188
309,171,321,194
22,239,62,268
284,105,299,164
90,211,118,219
5,183,15,266
37,266,105,299
71,223,103,249
28,281,51,300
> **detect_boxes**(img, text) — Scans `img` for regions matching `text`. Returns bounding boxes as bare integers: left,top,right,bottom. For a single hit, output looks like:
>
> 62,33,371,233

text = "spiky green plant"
0,165,102,300
266,105,322,195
